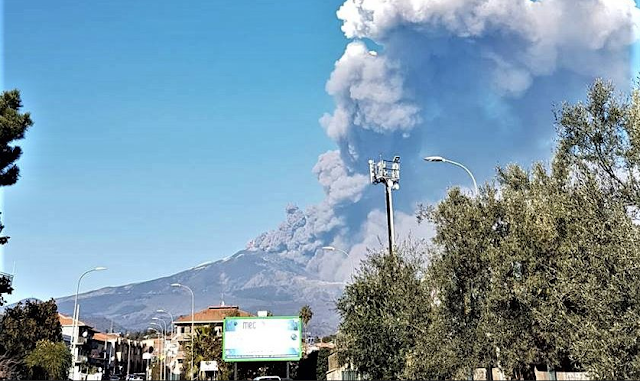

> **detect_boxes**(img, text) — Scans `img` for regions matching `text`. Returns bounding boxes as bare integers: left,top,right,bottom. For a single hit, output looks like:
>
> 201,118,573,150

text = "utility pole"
369,156,401,255
128,341,132,376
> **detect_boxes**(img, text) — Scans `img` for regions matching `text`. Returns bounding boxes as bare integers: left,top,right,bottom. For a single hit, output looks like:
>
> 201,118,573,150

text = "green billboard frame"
222,316,303,362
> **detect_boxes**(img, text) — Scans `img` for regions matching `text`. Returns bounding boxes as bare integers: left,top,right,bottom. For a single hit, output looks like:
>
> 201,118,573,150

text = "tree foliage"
335,242,430,380
0,275,12,308
0,89,32,306
24,340,72,380
409,79,640,380
299,305,313,328
0,299,64,379
315,348,331,381
182,325,231,380
0,355,20,380
338,78,640,380
0,299,63,358
0,89,32,186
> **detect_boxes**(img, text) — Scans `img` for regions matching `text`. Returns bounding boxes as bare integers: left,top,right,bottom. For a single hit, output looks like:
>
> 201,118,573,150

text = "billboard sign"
223,316,302,362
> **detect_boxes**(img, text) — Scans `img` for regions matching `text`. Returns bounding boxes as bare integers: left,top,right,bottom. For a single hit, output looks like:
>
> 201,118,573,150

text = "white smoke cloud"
319,41,421,142
338,0,640,95
247,151,368,262
248,0,640,280
305,209,436,281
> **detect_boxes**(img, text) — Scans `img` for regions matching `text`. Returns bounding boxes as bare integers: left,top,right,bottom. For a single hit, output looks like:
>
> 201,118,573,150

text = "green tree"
299,304,313,348
0,299,62,358
0,275,12,308
0,89,33,306
315,348,331,381
555,78,639,207
0,299,63,378
408,78,640,380
0,89,33,186
183,325,231,380
299,305,313,327
334,242,430,380
0,355,19,380
25,340,72,380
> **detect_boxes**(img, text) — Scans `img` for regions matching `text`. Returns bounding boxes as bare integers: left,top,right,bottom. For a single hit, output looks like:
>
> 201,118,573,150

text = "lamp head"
94,266,107,271
170,283,181,287
321,246,336,251
156,309,165,313
424,156,445,162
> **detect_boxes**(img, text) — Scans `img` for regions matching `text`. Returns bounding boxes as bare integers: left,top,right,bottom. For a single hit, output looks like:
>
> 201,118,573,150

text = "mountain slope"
55,250,345,336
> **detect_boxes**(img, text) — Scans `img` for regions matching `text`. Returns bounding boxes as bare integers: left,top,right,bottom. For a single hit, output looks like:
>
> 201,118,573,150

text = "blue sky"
3,0,640,304
2,0,347,302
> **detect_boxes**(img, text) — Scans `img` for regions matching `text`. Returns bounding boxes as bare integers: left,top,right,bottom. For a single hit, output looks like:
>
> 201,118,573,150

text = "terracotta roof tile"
175,306,253,324
58,313,91,328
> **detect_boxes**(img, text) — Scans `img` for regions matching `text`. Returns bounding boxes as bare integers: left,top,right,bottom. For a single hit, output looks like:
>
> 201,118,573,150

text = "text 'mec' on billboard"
222,316,302,362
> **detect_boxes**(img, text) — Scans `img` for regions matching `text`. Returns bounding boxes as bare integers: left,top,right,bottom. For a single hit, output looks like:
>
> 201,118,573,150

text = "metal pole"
385,179,395,255
104,325,109,374
170,283,195,380
369,157,399,257
234,363,237,381
127,338,131,378
444,159,479,196
191,289,194,381
286,362,289,379
70,267,106,379
153,320,167,380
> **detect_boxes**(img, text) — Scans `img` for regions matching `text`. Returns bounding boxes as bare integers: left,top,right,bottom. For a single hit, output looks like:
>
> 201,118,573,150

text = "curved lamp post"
151,321,166,380
424,156,479,196
321,246,349,257
151,317,167,380
147,328,161,380
171,283,195,380
156,309,174,337
70,266,107,378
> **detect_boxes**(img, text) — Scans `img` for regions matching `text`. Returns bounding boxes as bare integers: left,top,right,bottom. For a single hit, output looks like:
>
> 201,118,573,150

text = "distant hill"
1,297,126,333
54,250,345,336
1,297,43,314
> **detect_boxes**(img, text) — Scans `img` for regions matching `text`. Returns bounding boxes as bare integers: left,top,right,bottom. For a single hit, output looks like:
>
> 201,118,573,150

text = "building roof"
93,332,120,341
58,313,92,328
174,305,253,324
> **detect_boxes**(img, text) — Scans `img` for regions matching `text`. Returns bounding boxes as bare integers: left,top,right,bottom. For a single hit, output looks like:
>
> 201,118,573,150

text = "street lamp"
424,156,479,196
147,328,161,380
156,309,174,337
151,321,166,381
70,266,107,379
171,283,195,380
321,246,349,257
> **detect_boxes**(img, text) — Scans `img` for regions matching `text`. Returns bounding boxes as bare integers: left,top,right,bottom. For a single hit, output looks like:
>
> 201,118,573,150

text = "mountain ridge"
54,249,345,336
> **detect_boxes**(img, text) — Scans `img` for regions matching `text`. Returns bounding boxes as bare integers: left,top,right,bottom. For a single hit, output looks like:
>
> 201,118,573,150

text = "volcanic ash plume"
247,0,640,281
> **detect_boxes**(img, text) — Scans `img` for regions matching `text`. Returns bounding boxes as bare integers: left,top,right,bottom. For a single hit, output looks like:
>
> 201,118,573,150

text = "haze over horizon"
4,0,640,304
